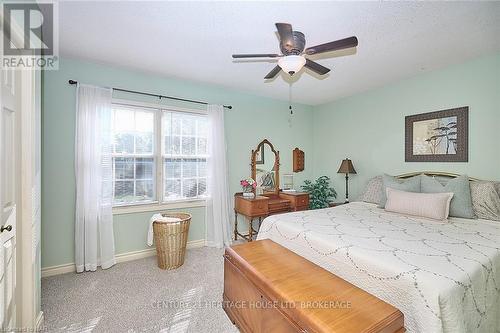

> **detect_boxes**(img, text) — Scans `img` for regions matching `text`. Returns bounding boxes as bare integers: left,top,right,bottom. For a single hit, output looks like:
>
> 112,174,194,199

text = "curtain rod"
68,80,232,110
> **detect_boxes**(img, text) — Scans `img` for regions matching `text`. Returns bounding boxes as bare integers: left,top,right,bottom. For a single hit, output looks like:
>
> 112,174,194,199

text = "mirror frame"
251,139,280,195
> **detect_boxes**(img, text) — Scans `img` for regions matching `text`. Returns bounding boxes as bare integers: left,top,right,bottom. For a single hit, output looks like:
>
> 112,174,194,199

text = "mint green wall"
43,54,500,269
313,53,500,201
42,58,314,268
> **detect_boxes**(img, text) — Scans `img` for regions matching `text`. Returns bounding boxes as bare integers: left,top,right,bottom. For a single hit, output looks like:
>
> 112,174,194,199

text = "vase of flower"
240,178,256,197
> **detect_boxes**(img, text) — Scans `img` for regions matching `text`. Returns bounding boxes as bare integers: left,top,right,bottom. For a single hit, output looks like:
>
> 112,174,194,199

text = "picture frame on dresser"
405,106,468,162
255,144,264,164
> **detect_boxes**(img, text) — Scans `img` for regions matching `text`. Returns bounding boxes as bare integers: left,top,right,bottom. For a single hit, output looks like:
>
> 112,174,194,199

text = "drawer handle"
1,225,12,233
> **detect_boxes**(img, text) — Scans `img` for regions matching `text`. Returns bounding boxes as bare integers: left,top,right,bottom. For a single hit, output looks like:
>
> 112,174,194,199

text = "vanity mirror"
233,139,309,242
251,139,280,195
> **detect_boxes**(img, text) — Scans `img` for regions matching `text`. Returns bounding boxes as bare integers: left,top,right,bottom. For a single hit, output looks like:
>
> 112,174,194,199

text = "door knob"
1,225,12,233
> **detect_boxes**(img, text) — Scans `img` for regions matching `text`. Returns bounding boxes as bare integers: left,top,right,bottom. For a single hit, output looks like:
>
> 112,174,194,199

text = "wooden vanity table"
234,139,310,242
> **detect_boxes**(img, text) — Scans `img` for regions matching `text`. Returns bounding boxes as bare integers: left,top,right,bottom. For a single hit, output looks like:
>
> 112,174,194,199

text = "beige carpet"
41,247,239,332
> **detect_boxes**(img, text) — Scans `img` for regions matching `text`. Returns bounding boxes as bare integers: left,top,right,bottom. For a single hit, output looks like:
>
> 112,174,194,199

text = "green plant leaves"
301,176,337,210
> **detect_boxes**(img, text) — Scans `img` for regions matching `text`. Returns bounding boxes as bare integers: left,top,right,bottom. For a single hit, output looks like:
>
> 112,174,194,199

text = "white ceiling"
59,1,500,105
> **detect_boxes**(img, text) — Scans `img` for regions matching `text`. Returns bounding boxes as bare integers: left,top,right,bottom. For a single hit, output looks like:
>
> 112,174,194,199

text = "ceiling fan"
232,23,358,79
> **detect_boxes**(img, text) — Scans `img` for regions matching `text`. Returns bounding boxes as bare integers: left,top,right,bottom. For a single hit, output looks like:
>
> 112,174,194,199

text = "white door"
0,66,18,329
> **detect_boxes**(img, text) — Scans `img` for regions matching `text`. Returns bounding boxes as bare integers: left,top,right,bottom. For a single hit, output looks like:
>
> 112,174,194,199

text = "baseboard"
41,239,206,278
35,311,44,331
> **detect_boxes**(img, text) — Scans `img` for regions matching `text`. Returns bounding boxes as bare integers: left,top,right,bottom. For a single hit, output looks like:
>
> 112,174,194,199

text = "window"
111,103,208,206
163,112,208,201
112,106,156,205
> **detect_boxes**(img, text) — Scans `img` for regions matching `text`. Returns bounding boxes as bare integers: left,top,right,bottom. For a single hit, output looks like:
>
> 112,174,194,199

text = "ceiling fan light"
278,55,306,75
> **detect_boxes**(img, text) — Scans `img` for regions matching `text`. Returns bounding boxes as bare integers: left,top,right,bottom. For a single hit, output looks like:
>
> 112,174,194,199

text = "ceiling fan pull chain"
288,82,294,128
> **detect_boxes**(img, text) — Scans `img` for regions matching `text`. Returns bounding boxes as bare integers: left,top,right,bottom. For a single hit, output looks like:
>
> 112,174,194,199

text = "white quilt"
256,202,500,333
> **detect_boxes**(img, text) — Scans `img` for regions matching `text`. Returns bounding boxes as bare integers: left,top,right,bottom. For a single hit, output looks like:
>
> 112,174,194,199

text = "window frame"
162,112,208,202
111,105,157,206
111,99,209,215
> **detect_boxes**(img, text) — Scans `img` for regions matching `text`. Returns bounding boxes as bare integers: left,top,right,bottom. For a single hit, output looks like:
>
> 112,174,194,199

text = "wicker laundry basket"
153,212,192,270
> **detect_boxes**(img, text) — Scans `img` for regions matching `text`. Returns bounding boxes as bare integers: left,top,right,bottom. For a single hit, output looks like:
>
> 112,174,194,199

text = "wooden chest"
223,240,405,333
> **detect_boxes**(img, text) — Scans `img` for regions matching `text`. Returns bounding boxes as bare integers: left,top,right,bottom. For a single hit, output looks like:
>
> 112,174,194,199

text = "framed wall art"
405,106,468,162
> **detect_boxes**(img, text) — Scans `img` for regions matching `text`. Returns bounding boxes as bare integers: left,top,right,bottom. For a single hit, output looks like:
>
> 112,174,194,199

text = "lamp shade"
337,159,356,174
278,55,306,75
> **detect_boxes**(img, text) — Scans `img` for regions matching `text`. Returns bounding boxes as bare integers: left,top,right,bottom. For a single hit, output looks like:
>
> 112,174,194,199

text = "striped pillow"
385,188,454,221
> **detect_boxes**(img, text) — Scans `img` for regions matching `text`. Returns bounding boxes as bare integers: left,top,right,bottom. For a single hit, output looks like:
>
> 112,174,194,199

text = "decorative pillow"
494,182,500,197
379,174,421,208
470,182,500,221
421,174,475,219
385,188,454,220
358,176,383,205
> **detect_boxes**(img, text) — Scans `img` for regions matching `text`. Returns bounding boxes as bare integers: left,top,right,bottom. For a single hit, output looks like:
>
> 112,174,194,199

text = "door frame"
0,11,41,330
18,60,39,330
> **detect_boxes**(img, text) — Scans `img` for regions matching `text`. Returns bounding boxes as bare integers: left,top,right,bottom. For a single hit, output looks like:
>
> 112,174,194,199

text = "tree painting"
406,107,468,162
425,120,457,154
412,116,457,155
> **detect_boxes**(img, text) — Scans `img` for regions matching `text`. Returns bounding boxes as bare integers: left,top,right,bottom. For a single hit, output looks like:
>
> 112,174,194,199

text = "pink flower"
241,178,256,190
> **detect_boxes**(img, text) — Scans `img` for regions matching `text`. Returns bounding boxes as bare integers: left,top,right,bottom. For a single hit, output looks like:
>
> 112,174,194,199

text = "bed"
256,201,500,333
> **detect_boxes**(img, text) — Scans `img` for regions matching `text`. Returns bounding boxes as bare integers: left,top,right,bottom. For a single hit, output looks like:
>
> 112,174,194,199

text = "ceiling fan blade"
275,23,294,48
305,59,330,75
304,36,358,55
264,65,282,79
232,53,280,58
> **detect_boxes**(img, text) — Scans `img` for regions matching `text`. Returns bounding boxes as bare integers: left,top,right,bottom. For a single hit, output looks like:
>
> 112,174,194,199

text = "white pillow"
385,188,454,220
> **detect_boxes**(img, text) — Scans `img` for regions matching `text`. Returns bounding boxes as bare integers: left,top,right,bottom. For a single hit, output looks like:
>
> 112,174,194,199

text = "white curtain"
205,105,232,248
75,84,115,272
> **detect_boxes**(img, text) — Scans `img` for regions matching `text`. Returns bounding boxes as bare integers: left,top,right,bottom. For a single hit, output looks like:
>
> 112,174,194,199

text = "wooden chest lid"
225,240,404,333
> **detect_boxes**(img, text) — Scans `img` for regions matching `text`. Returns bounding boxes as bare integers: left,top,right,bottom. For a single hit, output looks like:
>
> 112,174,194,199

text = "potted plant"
301,176,337,209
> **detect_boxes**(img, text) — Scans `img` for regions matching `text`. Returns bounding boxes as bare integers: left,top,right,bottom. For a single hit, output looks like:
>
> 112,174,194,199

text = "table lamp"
337,159,356,203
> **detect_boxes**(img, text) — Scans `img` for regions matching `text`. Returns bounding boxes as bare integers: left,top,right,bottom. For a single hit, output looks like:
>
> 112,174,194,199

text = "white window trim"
111,98,209,213
112,198,207,215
